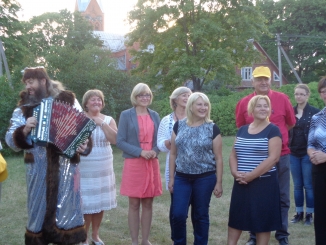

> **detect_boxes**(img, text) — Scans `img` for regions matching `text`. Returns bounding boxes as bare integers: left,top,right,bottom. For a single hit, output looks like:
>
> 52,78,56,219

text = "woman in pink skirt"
117,83,162,245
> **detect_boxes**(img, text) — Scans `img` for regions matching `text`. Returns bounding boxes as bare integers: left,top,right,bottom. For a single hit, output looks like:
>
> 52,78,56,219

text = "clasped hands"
140,150,157,160
310,150,326,165
234,171,250,185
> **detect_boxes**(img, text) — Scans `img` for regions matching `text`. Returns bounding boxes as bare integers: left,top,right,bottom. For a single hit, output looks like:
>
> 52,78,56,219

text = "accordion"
31,98,96,158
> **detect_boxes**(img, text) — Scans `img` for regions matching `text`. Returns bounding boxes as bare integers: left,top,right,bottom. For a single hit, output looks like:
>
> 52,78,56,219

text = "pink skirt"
120,157,162,198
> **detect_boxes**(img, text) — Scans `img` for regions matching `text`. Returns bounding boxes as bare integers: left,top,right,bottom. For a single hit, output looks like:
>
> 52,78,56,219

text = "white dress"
80,116,117,214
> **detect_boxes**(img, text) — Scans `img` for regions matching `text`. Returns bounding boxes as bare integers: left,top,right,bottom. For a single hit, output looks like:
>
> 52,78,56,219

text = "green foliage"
278,82,324,109
209,89,253,136
152,82,325,136
0,0,30,71
258,0,326,83
0,76,22,155
127,0,269,91
22,10,102,65
46,45,137,119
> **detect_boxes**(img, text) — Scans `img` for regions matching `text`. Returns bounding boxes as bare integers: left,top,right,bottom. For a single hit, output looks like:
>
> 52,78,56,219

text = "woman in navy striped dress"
227,95,282,245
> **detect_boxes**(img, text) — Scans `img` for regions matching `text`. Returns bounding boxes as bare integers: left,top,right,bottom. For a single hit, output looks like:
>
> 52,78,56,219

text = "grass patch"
0,136,314,244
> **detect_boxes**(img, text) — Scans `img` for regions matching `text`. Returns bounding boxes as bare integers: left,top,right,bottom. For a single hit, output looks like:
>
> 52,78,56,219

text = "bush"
152,82,324,136
0,76,23,156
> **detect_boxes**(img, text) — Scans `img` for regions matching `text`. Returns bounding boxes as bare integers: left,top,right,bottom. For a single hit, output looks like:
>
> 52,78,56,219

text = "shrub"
152,82,324,136
0,76,22,156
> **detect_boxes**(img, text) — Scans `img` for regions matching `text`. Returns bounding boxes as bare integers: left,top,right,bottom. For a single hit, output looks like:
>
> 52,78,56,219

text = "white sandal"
91,238,105,245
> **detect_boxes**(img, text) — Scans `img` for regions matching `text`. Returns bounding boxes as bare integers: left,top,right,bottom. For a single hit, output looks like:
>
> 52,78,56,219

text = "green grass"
0,136,315,244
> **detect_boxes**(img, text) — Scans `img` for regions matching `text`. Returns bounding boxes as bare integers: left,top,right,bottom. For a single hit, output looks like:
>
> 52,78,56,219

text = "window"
241,67,252,81
273,71,280,81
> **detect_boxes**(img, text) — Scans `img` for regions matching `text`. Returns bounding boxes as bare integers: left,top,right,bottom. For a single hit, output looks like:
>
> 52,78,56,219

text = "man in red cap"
235,66,296,245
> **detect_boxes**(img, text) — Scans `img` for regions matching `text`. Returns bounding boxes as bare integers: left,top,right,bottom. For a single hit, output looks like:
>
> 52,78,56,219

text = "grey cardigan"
116,107,160,158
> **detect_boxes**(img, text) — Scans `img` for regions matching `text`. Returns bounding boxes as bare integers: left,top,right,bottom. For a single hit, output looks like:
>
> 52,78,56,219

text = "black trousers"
312,164,326,245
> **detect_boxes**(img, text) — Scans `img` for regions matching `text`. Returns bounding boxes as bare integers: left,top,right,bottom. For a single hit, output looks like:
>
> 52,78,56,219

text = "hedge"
151,82,323,136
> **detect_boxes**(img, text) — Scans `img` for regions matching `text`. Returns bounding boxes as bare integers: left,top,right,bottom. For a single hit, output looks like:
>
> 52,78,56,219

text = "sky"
17,0,138,34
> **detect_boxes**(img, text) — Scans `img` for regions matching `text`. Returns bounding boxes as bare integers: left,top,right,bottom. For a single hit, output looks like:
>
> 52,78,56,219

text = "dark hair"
318,76,326,93
22,67,51,83
22,67,64,97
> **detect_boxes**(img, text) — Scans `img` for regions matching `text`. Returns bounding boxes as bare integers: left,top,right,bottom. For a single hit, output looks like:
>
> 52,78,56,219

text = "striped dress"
80,116,117,214
228,123,282,232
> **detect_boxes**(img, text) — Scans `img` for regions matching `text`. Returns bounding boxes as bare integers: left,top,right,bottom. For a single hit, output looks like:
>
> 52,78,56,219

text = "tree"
0,0,30,71
46,45,137,118
257,0,326,83
126,0,268,91
22,9,102,64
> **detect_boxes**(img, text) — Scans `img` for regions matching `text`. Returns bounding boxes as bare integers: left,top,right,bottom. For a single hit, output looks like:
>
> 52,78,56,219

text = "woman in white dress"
80,90,118,245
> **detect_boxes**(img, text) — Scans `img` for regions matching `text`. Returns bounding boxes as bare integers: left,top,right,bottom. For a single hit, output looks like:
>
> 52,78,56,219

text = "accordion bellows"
31,98,96,158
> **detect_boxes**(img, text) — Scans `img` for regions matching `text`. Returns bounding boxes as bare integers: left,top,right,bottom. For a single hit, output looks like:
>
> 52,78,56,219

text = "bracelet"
100,121,105,128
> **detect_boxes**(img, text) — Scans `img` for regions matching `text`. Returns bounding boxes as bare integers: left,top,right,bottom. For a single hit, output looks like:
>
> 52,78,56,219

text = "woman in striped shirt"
227,95,282,245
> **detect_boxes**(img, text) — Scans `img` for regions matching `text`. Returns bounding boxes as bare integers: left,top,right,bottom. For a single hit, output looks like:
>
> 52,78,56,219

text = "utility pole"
0,38,12,88
276,34,283,87
276,34,302,84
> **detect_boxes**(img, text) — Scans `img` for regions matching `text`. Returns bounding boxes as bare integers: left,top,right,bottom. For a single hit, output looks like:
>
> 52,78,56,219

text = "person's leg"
192,174,216,245
227,226,242,245
256,232,271,245
301,155,314,214
275,155,290,242
129,197,141,245
290,155,304,224
312,166,326,245
172,175,192,245
91,211,104,242
83,214,92,244
290,155,304,213
140,197,153,245
169,193,174,244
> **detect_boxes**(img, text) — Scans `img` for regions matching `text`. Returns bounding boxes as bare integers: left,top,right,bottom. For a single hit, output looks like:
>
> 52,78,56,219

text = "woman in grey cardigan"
117,83,162,245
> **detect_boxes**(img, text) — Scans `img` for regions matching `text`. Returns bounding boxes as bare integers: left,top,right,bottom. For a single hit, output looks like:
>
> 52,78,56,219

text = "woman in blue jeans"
168,92,223,245
289,84,319,225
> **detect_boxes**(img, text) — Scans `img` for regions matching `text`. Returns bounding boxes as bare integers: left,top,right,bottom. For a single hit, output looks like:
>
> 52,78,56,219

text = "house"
75,0,138,72
236,41,288,88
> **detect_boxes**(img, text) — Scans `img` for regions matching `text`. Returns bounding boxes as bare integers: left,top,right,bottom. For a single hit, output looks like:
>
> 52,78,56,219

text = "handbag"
0,153,8,182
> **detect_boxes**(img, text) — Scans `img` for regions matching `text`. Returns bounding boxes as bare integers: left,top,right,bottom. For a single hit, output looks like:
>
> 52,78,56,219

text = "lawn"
0,136,315,244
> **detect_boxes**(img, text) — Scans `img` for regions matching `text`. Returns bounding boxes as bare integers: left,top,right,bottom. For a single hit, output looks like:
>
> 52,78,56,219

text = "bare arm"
212,134,223,198
101,118,118,144
168,131,177,193
239,136,281,183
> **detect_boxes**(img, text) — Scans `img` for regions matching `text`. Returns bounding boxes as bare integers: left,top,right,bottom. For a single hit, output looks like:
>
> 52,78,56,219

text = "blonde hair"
186,92,212,125
295,83,310,95
247,95,271,117
82,89,105,111
130,83,153,106
169,87,192,110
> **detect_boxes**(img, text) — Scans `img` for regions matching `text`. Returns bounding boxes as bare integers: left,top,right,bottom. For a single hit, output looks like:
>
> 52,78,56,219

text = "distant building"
236,41,288,88
75,0,104,31
75,0,138,72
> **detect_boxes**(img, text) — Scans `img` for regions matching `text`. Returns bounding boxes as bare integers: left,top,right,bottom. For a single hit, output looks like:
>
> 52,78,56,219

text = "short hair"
186,92,212,125
130,83,153,106
318,76,326,93
295,83,310,95
22,66,64,97
169,87,192,110
247,95,271,117
82,89,105,111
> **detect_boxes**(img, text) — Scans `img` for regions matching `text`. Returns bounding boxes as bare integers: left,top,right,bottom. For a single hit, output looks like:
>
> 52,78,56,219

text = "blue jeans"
172,173,216,245
170,193,194,242
290,154,314,213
